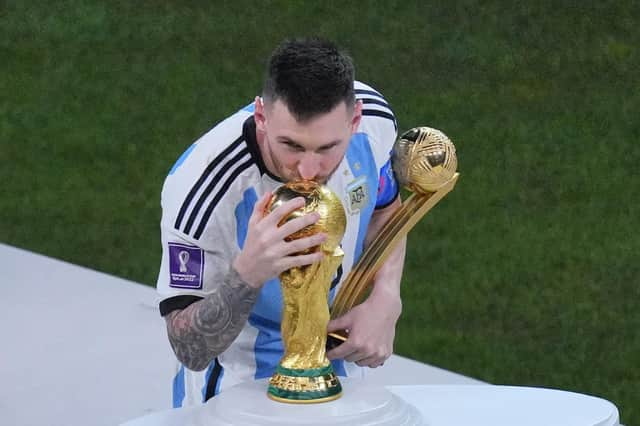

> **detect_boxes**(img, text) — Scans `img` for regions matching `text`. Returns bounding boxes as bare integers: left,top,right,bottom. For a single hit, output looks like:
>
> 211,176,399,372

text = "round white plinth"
196,379,424,425
390,385,619,426
120,383,620,426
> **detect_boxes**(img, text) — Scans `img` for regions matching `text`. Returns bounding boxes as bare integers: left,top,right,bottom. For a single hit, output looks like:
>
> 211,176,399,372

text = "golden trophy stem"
331,173,459,319
268,248,345,403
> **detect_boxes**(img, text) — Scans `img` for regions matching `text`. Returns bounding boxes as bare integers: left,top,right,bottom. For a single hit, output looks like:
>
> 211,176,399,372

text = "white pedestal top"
390,384,619,426
0,243,480,426
122,380,620,426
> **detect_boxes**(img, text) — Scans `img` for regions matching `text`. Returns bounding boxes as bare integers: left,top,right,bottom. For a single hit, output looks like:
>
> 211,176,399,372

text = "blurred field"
1,1,638,423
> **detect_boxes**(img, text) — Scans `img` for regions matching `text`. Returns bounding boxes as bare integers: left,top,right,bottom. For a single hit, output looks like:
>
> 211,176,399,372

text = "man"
157,37,406,407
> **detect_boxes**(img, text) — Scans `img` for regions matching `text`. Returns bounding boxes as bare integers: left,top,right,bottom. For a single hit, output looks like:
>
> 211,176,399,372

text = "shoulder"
355,81,395,118
354,81,398,166
160,106,262,243
355,81,396,126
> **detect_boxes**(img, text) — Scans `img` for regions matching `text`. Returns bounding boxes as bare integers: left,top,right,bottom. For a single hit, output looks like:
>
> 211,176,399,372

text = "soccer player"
157,37,406,407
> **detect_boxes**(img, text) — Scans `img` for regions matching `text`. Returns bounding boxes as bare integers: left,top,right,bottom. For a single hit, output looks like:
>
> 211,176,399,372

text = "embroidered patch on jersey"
168,243,204,289
345,176,369,215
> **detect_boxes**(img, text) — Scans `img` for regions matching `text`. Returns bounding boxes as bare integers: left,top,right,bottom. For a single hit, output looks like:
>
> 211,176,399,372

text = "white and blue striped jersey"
156,81,399,407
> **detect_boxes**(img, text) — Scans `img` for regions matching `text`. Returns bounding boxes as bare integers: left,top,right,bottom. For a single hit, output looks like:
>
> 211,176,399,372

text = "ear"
254,96,267,133
350,100,363,133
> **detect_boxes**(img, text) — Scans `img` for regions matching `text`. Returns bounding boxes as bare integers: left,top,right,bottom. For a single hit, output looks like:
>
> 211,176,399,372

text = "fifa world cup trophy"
329,127,459,343
267,180,347,403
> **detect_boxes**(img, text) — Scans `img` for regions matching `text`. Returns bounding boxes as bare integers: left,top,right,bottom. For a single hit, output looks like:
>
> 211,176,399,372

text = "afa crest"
345,176,369,215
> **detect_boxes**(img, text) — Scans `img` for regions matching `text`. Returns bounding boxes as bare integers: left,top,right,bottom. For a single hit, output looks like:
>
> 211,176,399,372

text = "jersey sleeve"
375,158,400,208
156,157,240,316
354,81,400,209
156,221,232,316
156,109,255,316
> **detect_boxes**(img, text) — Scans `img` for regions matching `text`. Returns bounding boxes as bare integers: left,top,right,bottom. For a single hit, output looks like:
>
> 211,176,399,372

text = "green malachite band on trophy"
275,365,334,378
267,382,343,400
268,364,342,402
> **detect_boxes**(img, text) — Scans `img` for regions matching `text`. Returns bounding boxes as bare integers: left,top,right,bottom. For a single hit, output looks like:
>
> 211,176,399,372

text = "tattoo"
165,265,260,371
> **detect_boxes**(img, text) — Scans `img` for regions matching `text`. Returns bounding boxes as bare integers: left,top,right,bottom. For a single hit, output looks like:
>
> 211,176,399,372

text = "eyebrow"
277,137,341,151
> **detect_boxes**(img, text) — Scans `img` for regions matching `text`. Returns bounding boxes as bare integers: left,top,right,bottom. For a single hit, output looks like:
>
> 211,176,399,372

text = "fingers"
326,342,352,361
327,339,390,366
355,355,386,368
255,193,326,247
326,314,353,359
266,198,326,257
327,315,350,334
326,311,391,367
262,198,325,245
278,251,324,270
282,232,326,254
263,197,306,228
249,192,273,224
239,193,331,284
276,210,321,240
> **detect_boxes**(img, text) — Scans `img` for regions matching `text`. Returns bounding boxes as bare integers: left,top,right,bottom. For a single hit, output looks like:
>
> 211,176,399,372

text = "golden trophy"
329,127,459,343
267,180,347,403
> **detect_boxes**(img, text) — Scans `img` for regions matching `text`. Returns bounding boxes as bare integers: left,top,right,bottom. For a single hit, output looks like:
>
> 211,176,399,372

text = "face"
254,97,362,183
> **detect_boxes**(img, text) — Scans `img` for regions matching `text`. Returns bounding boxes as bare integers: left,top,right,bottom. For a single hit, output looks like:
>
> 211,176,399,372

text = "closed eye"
316,141,340,153
281,140,305,152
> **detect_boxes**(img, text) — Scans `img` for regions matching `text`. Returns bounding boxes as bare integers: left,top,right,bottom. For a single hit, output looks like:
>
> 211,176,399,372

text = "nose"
297,154,321,180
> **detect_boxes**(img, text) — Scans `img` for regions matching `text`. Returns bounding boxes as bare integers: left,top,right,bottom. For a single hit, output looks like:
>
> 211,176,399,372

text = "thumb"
327,312,353,333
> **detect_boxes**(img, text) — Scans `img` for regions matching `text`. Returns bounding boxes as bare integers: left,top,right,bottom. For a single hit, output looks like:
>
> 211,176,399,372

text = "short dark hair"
262,37,355,122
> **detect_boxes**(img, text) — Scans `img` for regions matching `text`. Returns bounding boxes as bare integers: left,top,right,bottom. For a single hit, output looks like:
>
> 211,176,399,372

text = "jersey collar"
243,116,283,182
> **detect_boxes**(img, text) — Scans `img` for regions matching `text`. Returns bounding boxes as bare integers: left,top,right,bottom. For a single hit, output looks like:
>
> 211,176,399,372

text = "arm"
364,196,406,310
327,196,406,367
165,265,259,371
164,193,326,371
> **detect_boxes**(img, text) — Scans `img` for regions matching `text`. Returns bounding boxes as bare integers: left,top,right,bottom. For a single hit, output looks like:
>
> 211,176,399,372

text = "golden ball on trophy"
267,180,346,254
331,126,460,320
392,126,458,194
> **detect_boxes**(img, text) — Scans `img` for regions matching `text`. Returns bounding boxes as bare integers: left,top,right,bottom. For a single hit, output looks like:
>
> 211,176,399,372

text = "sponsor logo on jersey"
168,243,204,289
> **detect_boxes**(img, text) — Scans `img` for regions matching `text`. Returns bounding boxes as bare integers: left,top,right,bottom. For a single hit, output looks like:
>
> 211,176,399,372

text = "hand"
326,291,402,368
233,192,327,288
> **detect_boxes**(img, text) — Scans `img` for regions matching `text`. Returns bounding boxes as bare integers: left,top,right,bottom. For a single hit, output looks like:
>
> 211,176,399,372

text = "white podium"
0,243,622,426
121,379,619,426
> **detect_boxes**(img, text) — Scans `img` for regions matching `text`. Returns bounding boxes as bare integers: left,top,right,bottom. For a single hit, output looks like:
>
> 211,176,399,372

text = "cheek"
325,152,343,168
273,149,301,173
326,146,348,168
279,151,300,168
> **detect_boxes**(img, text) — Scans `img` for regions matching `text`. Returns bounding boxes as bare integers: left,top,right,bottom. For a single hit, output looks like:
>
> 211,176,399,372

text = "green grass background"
2,1,638,423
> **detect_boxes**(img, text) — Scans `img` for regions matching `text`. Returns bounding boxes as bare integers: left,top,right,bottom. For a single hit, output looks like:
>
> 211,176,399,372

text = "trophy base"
267,364,342,404
193,378,425,425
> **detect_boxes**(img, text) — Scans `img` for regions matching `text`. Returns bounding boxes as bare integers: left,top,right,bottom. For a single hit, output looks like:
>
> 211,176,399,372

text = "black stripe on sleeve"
159,295,204,317
193,158,255,240
174,136,244,231
361,98,392,111
362,109,398,130
204,358,223,401
355,88,384,99
182,147,250,235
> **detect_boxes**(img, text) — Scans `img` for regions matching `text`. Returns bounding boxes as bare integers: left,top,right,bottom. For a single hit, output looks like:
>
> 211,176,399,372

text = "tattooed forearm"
165,265,260,371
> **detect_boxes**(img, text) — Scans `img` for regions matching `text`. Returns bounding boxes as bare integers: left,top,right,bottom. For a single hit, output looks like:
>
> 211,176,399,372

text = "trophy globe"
392,126,458,194
267,180,346,254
